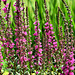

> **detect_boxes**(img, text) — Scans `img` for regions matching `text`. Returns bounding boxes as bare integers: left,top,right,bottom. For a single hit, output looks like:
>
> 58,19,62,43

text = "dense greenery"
0,0,75,75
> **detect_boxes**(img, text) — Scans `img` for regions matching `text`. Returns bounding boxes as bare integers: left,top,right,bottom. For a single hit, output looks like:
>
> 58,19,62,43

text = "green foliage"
1,0,75,43
1,0,74,74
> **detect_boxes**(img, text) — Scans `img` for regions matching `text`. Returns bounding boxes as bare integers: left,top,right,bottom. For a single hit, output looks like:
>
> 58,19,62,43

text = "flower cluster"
59,1,74,74
14,1,28,72
33,21,43,62
44,0,58,70
2,1,11,21
0,45,3,72
0,52,3,71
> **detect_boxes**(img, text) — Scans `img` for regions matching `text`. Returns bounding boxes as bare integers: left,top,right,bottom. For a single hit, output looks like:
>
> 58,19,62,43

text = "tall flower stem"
35,1,39,72
44,0,50,69
62,0,74,74
33,2,43,74
26,7,32,75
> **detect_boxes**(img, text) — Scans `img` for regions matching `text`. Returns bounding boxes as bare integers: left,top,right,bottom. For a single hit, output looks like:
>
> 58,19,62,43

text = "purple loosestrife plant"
20,1,28,74
44,0,58,73
1,0,8,58
55,7,61,70
0,45,3,75
2,0,11,20
2,2,15,74
2,1,15,72
44,0,51,68
26,7,33,75
0,7,5,73
59,3,74,74
0,2,8,73
59,7,70,75
62,0,74,75
33,1,43,74
55,8,65,74
42,33,47,71
57,15,66,73
14,0,28,74
62,0,74,74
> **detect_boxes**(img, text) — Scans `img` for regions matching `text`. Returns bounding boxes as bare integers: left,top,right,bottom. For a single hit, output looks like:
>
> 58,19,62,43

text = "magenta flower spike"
0,47,3,74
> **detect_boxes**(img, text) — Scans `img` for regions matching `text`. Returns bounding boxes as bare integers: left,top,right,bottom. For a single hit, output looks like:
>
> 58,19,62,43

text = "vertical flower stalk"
59,7,69,75
21,1,28,74
2,1,14,73
0,7,7,74
26,7,33,75
54,7,64,74
14,0,24,74
4,3,15,75
0,46,3,75
44,0,51,68
0,2,6,71
55,7,60,70
33,1,43,74
44,1,57,73
1,0,9,59
64,1,74,75
42,33,47,71
62,0,74,75
14,0,28,74
59,5,74,74
22,0,26,28
2,0,11,20
56,7,64,70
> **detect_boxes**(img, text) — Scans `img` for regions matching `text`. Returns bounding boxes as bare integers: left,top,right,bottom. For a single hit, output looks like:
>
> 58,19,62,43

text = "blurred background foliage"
1,0,75,44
